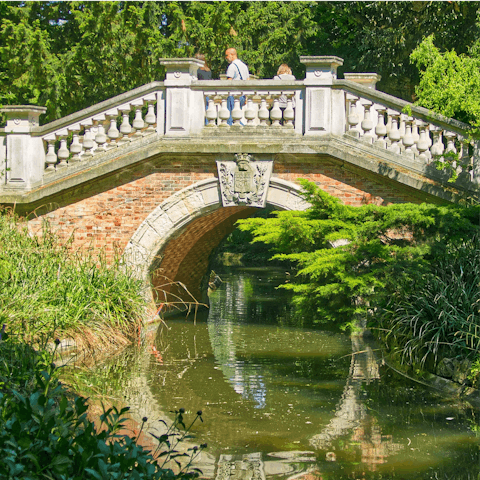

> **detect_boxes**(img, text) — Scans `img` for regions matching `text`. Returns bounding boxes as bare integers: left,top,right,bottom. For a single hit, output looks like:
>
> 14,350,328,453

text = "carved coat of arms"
217,154,273,208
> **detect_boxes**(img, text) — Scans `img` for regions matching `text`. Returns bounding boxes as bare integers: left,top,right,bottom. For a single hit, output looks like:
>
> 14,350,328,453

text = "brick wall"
25,153,429,307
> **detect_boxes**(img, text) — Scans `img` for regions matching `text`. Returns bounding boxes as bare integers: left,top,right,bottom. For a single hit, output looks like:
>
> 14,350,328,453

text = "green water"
89,267,480,479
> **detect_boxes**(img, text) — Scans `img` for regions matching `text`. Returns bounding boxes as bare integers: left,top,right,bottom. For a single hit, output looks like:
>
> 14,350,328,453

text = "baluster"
82,125,95,158
270,95,282,127
94,120,108,153
360,102,374,144
402,118,415,158
69,130,83,162
118,107,132,144
398,115,406,146
131,105,145,140
144,101,156,132
444,131,458,172
107,114,120,147
411,121,420,155
426,125,433,161
283,94,295,129
244,97,256,127
218,96,230,127
231,94,243,126
258,95,269,127
444,131,457,157
416,122,430,163
385,114,392,146
430,127,444,162
387,112,401,154
56,136,69,168
205,96,217,127
459,137,473,179
45,139,57,171
346,96,360,137
374,107,387,149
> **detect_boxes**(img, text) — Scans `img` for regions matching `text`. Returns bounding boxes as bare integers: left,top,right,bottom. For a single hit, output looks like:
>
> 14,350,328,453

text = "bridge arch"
122,177,309,307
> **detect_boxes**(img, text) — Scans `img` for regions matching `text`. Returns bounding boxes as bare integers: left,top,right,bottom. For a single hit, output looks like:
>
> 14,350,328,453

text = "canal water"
87,267,480,479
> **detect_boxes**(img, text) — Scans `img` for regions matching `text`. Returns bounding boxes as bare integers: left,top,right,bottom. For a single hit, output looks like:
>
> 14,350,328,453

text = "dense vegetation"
1,1,479,122
0,208,146,348
0,334,205,479
237,180,480,376
0,209,209,478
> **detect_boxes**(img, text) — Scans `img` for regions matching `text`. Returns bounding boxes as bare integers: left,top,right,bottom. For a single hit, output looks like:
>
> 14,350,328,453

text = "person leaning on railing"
195,53,212,80
274,64,296,111
225,48,250,125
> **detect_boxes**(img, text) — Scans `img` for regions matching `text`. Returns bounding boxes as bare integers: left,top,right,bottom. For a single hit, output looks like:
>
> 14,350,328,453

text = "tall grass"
0,208,147,346
377,237,480,369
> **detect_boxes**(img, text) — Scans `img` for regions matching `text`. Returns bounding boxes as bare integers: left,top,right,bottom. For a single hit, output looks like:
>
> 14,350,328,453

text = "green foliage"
411,34,480,128
0,208,147,342
237,180,480,328
0,2,173,122
328,1,480,100
2,1,479,122
0,335,206,479
232,1,318,79
377,238,480,369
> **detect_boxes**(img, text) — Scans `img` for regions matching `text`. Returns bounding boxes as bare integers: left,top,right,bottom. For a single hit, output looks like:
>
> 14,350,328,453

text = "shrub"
0,335,206,480
376,238,480,369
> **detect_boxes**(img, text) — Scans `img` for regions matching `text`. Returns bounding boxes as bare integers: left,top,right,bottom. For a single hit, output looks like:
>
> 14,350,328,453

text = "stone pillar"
0,105,47,189
344,73,382,90
299,56,344,136
159,58,205,136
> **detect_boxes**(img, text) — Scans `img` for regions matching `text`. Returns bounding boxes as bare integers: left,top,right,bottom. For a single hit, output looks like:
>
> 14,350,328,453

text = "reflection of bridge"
1,55,478,303
120,317,403,479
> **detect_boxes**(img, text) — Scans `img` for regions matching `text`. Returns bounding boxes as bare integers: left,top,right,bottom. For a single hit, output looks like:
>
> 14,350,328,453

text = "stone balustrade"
202,90,297,129
342,91,475,178
42,91,160,172
0,55,478,193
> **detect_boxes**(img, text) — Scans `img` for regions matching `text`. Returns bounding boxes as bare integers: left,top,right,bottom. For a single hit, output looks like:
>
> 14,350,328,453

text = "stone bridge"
1,56,478,309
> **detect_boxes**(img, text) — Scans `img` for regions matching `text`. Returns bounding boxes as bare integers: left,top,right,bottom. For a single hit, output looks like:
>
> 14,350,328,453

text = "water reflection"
84,267,480,479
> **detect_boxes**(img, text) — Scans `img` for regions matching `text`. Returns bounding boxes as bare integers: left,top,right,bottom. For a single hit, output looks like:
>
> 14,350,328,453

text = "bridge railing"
195,82,301,132
40,87,163,172
336,79,477,181
0,56,478,193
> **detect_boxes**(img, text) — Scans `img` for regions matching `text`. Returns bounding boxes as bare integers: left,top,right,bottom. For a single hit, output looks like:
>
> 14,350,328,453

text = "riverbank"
0,207,148,350
0,330,208,479
0,208,206,478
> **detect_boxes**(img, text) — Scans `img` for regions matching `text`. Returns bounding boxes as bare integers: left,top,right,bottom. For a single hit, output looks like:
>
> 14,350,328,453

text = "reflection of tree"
310,335,403,471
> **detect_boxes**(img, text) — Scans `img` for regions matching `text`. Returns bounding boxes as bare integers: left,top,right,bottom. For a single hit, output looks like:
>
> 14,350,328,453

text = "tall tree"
1,1,478,123
310,1,480,101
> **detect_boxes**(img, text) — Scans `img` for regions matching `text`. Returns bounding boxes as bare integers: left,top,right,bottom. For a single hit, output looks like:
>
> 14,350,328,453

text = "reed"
0,208,147,346
377,237,480,368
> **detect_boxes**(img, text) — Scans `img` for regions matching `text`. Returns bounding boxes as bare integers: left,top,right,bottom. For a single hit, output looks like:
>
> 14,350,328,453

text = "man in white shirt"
225,48,249,125
225,48,250,81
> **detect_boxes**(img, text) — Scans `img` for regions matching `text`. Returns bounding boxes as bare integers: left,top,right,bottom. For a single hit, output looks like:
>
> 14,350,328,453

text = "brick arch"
122,177,309,306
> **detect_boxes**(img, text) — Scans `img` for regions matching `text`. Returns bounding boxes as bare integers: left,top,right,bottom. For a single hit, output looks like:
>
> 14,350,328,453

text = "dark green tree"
315,1,480,101
237,180,480,329
1,1,479,122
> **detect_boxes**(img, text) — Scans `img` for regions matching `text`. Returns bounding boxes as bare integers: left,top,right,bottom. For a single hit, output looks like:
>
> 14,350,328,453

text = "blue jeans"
205,96,209,126
227,95,246,125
